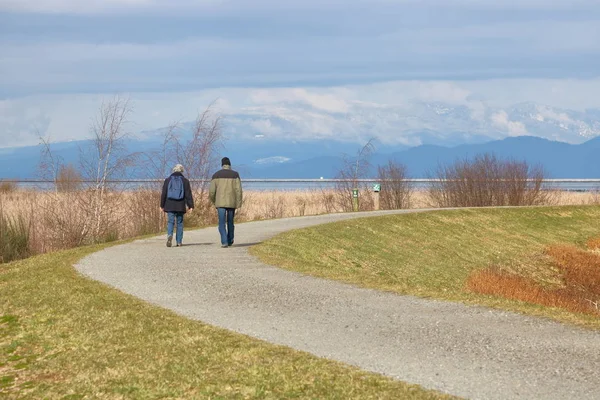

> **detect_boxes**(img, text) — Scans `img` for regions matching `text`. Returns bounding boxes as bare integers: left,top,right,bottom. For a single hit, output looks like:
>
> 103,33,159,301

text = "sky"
1,0,600,148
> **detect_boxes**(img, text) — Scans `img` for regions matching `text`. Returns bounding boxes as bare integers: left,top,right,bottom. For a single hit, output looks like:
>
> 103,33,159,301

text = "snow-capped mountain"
217,100,600,147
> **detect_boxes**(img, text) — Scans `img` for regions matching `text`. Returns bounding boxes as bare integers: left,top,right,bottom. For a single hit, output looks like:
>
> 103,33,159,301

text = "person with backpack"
209,157,242,248
160,164,194,247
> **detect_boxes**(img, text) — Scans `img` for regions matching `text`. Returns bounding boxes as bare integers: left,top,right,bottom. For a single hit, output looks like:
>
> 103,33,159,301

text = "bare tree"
37,135,64,192
331,138,376,212
79,96,137,241
170,102,224,220
140,122,179,180
37,96,138,247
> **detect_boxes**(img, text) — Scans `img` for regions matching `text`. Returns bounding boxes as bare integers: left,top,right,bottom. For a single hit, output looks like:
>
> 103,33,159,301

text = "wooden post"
373,183,381,211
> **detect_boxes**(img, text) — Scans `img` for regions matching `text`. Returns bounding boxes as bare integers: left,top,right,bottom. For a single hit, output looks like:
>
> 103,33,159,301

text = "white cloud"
491,110,528,136
535,105,573,124
248,119,282,135
250,88,351,113
4,78,600,148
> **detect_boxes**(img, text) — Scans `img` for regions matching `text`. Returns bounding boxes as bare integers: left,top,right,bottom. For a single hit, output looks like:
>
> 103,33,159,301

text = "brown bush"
586,237,600,250
467,241,600,315
127,186,165,237
377,161,412,210
545,245,600,295
466,269,597,315
56,164,82,192
0,181,17,194
427,153,556,208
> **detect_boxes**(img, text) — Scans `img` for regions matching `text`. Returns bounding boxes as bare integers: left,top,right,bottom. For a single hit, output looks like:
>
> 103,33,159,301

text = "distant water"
242,181,600,192
10,180,600,192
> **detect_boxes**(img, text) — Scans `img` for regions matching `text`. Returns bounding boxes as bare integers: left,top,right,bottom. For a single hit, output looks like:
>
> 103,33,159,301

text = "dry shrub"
377,161,412,210
56,164,82,192
295,195,308,216
545,245,600,295
467,242,600,315
428,153,556,208
320,190,336,214
127,186,165,237
37,190,101,251
0,181,17,194
588,190,600,205
260,192,287,220
586,237,600,251
466,269,597,315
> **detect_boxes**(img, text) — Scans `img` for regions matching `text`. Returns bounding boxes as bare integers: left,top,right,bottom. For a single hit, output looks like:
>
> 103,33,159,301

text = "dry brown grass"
586,236,600,250
546,245,600,295
556,190,600,206
467,241,600,315
1,188,598,263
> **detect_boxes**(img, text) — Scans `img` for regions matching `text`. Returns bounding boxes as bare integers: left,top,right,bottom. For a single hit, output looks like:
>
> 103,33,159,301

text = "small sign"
373,183,381,192
352,189,359,198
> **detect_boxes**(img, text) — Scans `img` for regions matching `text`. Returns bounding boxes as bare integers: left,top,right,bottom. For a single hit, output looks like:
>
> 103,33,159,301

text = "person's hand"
160,207,164,212
189,208,194,213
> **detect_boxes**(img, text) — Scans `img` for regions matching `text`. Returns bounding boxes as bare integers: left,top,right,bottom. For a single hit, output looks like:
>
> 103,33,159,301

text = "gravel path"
76,209,600,400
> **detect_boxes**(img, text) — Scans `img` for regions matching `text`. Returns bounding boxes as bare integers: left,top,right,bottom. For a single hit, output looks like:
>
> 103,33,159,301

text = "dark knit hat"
221,157,231,166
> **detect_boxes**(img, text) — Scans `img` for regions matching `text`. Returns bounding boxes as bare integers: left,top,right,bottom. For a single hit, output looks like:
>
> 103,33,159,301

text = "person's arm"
209,178,217,205
160,178,168,210
185,178,194,211
235,174,243,209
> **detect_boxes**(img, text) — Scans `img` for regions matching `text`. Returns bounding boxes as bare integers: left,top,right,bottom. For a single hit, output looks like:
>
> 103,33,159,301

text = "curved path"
76,209,600,400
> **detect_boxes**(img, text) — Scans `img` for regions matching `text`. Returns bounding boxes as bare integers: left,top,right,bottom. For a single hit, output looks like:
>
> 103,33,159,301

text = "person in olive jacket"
160,164,194,247
209,157,242,247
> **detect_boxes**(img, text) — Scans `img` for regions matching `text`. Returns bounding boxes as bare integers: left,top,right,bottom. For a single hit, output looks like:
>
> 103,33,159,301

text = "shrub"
586,236,600,251
427,153,555,208
0,181,17,194
377,161,412,210
467,242,600,315
0,201,30,264
466,268,597,315
260,193,287,220
56,164,82,192
128,186,165,237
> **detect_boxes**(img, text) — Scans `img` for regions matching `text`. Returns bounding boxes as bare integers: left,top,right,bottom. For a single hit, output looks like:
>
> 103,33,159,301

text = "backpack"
167,175,185,200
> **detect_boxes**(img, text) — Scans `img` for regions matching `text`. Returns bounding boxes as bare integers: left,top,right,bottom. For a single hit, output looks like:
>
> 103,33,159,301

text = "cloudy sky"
1,0,600,147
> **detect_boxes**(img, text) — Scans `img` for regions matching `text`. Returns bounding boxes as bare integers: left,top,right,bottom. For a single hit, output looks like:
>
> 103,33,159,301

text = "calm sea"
9,180,600,192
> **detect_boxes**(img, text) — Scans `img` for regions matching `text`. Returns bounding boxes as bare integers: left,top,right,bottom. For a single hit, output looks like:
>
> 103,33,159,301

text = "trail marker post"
352,188,359,212
373,183,381,211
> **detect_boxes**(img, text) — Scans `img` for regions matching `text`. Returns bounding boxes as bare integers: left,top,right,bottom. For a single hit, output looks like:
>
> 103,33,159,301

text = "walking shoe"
221,244,229,248
176,243,182,247
228,240,234,247
166,235,173,247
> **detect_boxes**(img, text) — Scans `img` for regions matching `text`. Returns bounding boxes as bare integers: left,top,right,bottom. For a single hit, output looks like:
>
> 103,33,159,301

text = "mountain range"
208,100,600,147
1,135,600,180
2,99,600,179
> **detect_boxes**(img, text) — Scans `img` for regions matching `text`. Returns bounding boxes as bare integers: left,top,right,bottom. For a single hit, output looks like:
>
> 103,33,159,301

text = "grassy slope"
1,245,452,399
251,206,600,329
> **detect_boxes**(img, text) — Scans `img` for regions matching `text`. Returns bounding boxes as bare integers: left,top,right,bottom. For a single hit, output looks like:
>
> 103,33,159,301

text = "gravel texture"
76,209,600,400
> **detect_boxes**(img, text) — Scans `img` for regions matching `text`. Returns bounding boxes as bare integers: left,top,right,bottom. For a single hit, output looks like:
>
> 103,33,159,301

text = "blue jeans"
167,212,184,244
217,208,235,246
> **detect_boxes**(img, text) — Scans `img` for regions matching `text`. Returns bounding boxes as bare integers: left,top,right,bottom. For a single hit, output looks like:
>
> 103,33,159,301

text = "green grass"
250,206,600,329
1,244,452,399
